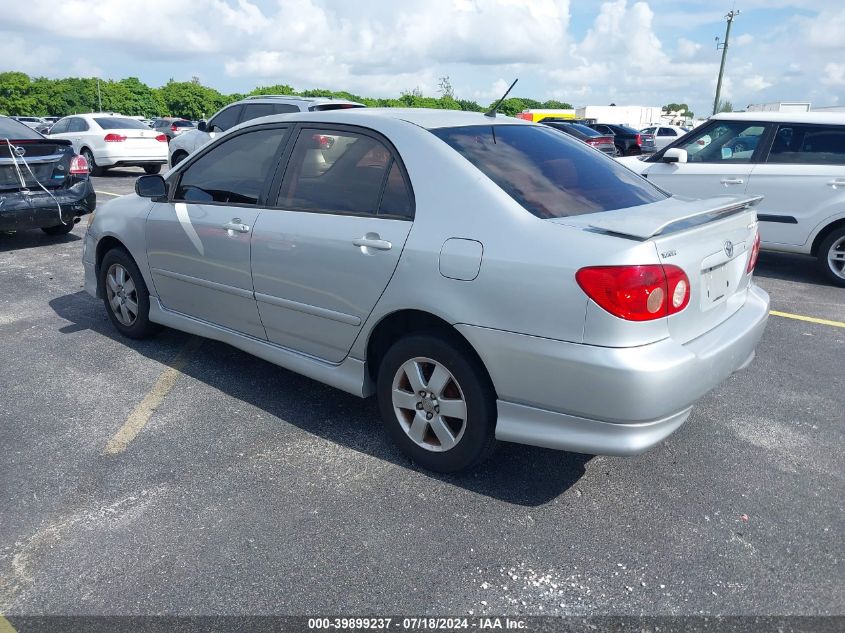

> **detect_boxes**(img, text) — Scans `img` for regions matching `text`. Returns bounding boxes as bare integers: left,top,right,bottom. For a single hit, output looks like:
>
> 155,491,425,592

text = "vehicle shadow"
50,291,591,507
0,229,81,253
754,251,831,287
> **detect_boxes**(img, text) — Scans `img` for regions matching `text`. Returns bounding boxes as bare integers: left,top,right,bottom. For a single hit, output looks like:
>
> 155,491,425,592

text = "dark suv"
588,123,642,156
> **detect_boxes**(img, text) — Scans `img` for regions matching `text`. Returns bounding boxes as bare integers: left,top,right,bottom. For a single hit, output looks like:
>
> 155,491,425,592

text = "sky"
2,0,844,117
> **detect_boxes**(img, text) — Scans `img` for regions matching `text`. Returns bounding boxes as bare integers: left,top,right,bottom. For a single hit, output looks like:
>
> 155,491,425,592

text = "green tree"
0,72,38,115
437,76,454,99
663,102,694,119
155,79,227,119
717,99,733,113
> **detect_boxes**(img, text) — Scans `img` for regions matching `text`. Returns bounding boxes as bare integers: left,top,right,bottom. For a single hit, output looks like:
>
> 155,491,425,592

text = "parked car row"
618,111,845,286
82,107,769,472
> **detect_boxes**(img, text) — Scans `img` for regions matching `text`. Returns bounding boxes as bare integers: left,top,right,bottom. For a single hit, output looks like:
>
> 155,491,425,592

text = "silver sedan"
82,108,769,472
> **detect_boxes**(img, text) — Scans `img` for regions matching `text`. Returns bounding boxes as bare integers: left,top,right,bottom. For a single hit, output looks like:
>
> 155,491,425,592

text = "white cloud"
744,74,773,91
676,38,702,60
822,63,845,87
0,34,59,75
735,33,754,46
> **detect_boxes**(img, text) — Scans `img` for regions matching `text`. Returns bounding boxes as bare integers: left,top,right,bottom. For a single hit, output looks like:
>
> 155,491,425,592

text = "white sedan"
47,113,168,175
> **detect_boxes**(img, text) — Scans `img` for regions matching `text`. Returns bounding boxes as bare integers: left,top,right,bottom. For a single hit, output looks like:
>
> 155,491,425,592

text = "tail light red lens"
747,231,761,273
69,154,89,175
635,134,642,145
575,264,690,321
103,133,126,142
170,124,178,132
155,134,168,142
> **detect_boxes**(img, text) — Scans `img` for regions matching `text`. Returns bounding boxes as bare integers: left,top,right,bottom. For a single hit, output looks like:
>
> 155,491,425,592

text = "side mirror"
663,148,688,164
135,175,167,199
197,120,208,132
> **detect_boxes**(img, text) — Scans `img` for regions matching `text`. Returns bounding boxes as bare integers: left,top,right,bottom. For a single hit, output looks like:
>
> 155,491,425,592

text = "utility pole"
96,78,103,111
713,9,739,115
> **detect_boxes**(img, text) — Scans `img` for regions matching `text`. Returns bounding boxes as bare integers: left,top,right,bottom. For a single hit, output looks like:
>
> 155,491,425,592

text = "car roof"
252,108,534,130
712,111,845,124
238,95,364,107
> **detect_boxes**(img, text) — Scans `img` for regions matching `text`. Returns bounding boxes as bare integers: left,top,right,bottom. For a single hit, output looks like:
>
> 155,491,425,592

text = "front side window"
277,129,396,215
433,124,667,219
676,121,768,163
174,127,287,205
767,124,845,165
241,103,283,122
658,127,676,137
208,105,242,132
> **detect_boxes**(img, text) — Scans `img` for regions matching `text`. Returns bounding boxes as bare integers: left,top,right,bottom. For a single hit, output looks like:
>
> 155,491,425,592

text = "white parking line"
95,190,122,197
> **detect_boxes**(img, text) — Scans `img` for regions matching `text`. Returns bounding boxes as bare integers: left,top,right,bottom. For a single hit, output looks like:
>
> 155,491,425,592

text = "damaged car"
0,115,95,235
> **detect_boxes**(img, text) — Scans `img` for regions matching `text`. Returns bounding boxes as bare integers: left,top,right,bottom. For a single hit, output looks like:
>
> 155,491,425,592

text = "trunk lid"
553,194,762,344
0,139,74,191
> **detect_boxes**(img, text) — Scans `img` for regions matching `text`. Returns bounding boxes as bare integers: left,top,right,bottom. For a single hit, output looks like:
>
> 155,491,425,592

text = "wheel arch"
94,235,133,297
811,217,845,256
364,309,497,397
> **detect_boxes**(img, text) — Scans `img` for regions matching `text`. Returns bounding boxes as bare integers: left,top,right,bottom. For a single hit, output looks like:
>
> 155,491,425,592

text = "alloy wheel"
105,263,139,326
391,357,467,452
828,235,845,280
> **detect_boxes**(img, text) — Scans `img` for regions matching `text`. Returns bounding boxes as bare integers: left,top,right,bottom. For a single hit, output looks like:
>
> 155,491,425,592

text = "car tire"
81,148,103,176
100,248,161,339
170,151,188,167
376,332,497,473
144,164,162,175
817,226,845,287
41,222,75,236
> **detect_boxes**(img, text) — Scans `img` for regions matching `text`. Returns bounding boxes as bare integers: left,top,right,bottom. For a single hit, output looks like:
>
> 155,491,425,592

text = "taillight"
575,264,690,321
69,154,89,175
104,133,126,142
170,124,178,132
635,134,642,145
747,231,761,274
585,138,600,146
155,134,168,142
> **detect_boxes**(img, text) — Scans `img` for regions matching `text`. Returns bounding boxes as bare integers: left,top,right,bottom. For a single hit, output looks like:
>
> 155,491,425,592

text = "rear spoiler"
584,195,763,240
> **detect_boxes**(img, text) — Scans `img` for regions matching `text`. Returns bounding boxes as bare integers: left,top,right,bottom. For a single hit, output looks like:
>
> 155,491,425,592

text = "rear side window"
767,125,845,165
241,103,283,121
0,117,41,139
67,118,89,133
95,117,149,130
432,125,666,219
379,161,413,219
658,128,676,136
277,129,395,216
208,105,241,132
273,104,300,114
174,127,287,205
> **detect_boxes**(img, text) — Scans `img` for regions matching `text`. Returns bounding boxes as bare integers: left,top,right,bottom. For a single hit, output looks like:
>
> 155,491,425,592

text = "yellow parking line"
104,337,202,455
770,310,845,329
0,615,18,633
95,190,121,197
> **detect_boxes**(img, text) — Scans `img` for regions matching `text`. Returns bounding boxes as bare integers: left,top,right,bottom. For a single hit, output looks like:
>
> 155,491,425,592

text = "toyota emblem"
724,240,734,258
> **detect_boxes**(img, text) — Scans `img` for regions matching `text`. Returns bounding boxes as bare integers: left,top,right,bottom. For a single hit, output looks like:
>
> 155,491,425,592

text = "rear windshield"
94,117,150,130
172,120,194,127
0,117,42,140
432,124,666,218
613,125,639,135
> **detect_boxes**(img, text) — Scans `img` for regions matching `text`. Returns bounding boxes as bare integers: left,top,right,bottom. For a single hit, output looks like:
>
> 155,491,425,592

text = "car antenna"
484,78,518,118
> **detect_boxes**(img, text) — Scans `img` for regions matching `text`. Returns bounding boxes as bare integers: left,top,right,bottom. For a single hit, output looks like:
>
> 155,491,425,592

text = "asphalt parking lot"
1,168,843,618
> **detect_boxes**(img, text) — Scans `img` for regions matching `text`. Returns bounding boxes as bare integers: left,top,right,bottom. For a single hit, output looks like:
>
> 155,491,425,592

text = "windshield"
94,117,151,130
432,124,667,219
171,120,194,127
0,117,43,140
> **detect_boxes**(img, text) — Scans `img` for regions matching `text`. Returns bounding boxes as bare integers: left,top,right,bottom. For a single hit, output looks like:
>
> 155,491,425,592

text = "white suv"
167,95,364,167
639,125,688,153
619,112,845,286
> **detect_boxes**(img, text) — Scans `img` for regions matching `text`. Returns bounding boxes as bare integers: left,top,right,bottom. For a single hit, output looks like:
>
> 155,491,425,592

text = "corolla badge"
724,240,734,258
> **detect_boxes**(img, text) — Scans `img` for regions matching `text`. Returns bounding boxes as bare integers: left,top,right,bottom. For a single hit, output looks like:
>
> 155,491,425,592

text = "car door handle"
353,236,392,251
222,219,250,233
827,179,845,188
720,178,744,185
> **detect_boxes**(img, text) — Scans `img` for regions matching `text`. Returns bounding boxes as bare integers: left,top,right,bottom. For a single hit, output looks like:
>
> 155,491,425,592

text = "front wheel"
99,248,161,339
377,333,496,472
818,227,845,287
144,164,162,175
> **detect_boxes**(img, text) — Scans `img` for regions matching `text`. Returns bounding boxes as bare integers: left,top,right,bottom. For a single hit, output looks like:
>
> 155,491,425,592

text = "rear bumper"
0,180,95,231
94,148,168,167
456,284,769,455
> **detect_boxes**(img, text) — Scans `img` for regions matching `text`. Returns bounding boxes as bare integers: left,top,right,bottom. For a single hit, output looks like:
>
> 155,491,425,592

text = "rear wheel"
143,164,162,175
81,148,103,176
41,222,74,236
818,227,845,287
377,333,496,472
100,248,160,339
